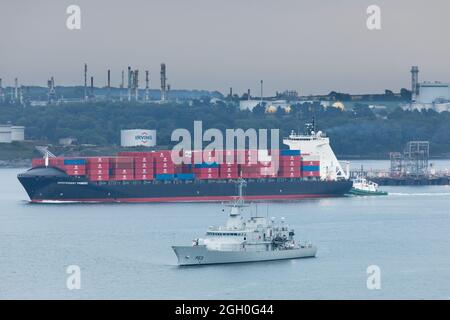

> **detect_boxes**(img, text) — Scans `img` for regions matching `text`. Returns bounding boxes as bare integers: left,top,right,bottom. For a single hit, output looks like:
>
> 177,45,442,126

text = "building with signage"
120,129,156,147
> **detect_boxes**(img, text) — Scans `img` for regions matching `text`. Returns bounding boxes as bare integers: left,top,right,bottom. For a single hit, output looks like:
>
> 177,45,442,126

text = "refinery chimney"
411,66,419,102
133,69,139,101
48,77,56,104
14,78,19,102
120,70,124,89
160,63,167,101
90,76,94,99
84,63,88,101
107,69,111,100
127,66,132,102
145,70,149,101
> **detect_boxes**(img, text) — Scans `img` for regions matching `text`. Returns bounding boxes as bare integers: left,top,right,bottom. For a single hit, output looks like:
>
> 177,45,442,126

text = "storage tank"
121,129,156,147
10,126,25,141
417,82,450,104
0,125,12,143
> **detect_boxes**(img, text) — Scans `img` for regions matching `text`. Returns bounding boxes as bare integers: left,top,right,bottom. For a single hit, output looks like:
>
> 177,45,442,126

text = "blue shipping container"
63,159,86,165
281,150,301,156
194,163,219,168
302,165,320,171
155,174,175,180
176,173,196,180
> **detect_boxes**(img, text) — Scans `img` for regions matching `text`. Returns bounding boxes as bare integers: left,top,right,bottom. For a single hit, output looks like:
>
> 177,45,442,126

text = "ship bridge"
283,130,349,181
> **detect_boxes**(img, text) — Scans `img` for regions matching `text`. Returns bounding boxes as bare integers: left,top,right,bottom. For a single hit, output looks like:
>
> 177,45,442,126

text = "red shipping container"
302,161,320,166
135,168,153,174
32,158,45,167
279,166,300,173
194,167,219,174
135,161,153,169
87,157,110,164
113,168,134,174
88,174,110,181
196,172,219,179
134,156,153,163
86,169,108,175
134,173,154,180
303,171,320,177
220,166,238,173
219,172,239,179
220,164,238,171
87,162,110,169
63,164,86,170
155,167,175,174
279,171,301,178
112,157,134,163
111,174,134,181
155,161,175,168
260,167,277,176
65,169,86,176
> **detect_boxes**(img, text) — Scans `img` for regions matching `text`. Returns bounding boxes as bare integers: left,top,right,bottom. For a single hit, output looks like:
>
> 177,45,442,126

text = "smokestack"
120,70,124,89
247,89,250,101
260,80,263,103
107,69,111,100
229,87,233,98
127,66,132,102
14,78,18,101
411,66,419,102
134,69,139,101
160,63,167,101
84,63,88,101
145,70,149,101
90,76,94,98
0,78,3,101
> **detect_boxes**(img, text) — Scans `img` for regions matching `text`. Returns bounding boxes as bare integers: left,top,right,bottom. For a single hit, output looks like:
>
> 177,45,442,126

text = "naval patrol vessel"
172,180,317,265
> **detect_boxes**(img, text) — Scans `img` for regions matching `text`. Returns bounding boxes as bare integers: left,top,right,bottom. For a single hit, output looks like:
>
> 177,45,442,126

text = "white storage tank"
10,126,25,141
0,125,12,143
121,129,156,147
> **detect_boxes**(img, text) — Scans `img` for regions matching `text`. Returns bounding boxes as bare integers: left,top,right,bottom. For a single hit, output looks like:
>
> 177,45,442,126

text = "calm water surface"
1,167,450,299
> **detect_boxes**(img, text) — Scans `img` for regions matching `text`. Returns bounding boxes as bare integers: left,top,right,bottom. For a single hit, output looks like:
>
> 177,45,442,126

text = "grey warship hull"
172,245,317,266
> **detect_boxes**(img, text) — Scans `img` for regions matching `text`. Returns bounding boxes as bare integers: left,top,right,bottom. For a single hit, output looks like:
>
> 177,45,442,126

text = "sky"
1,0,450,96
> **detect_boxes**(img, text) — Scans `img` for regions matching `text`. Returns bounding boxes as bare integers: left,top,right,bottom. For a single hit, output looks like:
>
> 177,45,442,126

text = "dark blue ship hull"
18,167,352,203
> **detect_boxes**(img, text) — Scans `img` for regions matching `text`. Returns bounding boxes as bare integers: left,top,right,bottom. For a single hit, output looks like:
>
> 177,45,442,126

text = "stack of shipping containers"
30,148,323,182
219,150,238,179
278,150,301,178
154,150,176,180
134,154,154,181
86,157,110,181
301,155,320,177
111,157,134,180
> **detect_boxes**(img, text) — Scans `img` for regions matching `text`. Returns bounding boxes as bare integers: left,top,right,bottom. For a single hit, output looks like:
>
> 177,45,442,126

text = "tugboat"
172,180,317,265
350,177,388,196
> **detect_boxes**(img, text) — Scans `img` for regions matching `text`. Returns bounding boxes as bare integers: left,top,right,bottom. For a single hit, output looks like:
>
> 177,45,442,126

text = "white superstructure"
283,123,349,181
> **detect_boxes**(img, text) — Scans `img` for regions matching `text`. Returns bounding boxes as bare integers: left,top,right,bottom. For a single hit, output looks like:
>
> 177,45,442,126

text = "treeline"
1,100,450,158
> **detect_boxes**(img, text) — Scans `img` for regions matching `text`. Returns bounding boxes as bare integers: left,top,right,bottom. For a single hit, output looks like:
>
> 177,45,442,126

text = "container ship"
18,128,352,203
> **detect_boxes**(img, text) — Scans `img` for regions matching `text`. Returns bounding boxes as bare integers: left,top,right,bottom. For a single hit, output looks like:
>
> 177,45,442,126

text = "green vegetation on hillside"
1,100,450,158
